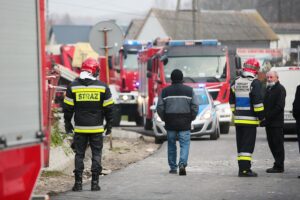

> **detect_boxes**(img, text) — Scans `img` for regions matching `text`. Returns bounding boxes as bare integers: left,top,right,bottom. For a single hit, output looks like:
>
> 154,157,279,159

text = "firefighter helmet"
81,58,99,75
243,58,260,75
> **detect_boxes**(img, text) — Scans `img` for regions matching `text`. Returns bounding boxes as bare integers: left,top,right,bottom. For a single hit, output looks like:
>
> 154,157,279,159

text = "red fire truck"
47,40,146,126
137,40,232,133
0,0,56,199
112,40,147,126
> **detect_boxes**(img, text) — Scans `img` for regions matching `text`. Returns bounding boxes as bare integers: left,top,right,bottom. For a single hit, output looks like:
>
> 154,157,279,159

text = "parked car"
152,87,220,144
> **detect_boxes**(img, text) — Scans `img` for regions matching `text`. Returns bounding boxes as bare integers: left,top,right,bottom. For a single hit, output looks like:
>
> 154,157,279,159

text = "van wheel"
220,123,230,134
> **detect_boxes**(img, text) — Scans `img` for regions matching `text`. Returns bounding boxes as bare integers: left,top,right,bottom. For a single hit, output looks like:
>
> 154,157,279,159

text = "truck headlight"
120,95,129,101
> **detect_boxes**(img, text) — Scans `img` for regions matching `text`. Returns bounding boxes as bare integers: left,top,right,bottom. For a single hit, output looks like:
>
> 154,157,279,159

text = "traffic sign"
89,21,124,56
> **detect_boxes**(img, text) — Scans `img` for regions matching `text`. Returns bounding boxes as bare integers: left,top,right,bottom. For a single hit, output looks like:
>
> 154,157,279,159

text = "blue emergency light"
124,40,142,46
168,39,218,47
198,83,206,88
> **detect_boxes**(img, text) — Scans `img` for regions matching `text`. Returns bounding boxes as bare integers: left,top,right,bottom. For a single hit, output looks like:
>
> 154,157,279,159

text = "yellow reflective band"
238,156,252,161
103,99,114,107
234,119,259,125
64,98,74,106
254,106,264,112
72,88,105,93
74,128,104,133
231,108,235,112
76,92,100,101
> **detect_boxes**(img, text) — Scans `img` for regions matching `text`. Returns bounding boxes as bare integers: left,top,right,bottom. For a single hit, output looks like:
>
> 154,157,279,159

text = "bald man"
263,70,286,173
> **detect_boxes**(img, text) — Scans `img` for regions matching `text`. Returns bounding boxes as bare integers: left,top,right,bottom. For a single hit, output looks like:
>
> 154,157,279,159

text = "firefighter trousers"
266,127,285,169
73,133,103,175
236,126,257,171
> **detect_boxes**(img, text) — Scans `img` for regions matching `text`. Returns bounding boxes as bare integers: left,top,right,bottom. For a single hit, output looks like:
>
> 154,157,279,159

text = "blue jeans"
167,130,191,170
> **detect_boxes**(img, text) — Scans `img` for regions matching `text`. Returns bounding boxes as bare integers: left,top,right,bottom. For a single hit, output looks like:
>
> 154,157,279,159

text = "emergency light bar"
168,39,219,47
124,40,142,46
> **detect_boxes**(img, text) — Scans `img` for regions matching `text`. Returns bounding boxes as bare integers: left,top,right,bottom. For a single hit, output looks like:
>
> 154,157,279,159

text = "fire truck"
0,0,56,199
112,40,146,126
47,40,145,126
137,40,232,133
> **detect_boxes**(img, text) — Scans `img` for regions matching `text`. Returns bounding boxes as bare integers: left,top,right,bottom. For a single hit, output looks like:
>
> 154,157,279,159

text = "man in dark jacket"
293,84,300,178
157,69,199,176
64,58,114,191
263,70,286,173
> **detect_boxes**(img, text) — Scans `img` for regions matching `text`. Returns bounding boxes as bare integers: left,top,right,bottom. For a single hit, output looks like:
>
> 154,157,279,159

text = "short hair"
267,70,278,78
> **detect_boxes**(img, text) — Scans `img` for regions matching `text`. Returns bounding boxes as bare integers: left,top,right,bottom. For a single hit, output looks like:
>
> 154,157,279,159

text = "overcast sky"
48,0,180,25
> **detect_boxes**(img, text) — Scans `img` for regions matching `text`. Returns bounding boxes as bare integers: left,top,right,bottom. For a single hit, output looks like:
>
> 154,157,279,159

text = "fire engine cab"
137,39,232,133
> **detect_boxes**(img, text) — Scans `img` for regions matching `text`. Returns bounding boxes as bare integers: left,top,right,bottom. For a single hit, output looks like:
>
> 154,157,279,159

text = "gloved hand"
65,121,74,134
259,119,266,127
104,123,112,135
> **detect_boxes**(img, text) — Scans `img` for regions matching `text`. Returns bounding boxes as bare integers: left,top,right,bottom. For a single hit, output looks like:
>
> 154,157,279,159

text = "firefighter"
230,58,265,177
63,58,114,191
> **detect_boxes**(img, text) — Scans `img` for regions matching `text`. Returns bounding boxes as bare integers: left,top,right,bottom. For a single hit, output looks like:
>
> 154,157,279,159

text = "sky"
48,0,179,25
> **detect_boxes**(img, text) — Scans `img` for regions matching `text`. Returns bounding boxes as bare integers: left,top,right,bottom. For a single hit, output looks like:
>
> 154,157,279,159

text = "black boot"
91,173,101,191
238,169,258,177
72,173,82,191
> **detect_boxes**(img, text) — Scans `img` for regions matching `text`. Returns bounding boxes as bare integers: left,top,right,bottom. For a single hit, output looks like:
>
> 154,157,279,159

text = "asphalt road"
51,127,300,200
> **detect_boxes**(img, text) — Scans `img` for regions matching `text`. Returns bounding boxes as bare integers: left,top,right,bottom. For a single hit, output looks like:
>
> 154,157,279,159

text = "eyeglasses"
266,76,274,78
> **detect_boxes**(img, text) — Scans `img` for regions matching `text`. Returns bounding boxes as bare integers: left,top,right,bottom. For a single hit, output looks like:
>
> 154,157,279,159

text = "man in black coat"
292,84,300,178
263,70,286,173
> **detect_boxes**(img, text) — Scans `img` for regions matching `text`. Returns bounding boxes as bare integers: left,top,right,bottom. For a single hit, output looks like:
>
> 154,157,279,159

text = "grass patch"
41,170,64,177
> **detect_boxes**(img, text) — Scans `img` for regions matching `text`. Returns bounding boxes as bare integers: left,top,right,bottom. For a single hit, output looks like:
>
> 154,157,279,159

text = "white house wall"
137,13,168,41
277,34,300,49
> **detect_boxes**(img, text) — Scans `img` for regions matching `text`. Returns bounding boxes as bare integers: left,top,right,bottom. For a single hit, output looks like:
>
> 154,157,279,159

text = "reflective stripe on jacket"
63,78,114,134
229,76,264,126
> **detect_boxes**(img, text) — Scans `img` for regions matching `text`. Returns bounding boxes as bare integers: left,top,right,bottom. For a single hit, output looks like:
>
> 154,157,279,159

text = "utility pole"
278,0,282,22
176,0,181,11
192,0,197,40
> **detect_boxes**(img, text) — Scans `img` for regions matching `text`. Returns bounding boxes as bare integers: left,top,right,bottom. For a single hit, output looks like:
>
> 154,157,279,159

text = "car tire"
155,136,164,144
210,128,219,140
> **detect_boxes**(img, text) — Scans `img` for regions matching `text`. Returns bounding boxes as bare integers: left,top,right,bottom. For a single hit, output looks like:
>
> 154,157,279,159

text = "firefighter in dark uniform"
230,58,265,177
63,58,114,191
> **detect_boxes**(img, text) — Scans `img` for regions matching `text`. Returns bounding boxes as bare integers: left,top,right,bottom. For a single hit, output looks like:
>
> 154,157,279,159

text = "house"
127,9,278,50
269,23,300,49
126,8,278,74
48,25,92,45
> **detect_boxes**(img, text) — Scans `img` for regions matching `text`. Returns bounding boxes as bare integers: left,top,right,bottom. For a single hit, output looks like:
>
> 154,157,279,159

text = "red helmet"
243,58,260,74
81,58,99,75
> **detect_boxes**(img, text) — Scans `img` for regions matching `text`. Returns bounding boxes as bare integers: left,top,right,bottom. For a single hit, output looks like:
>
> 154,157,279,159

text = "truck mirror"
160,55,168,65
150,105,156,112
147,60,152,71
235,56,241,70
147,71,152,78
